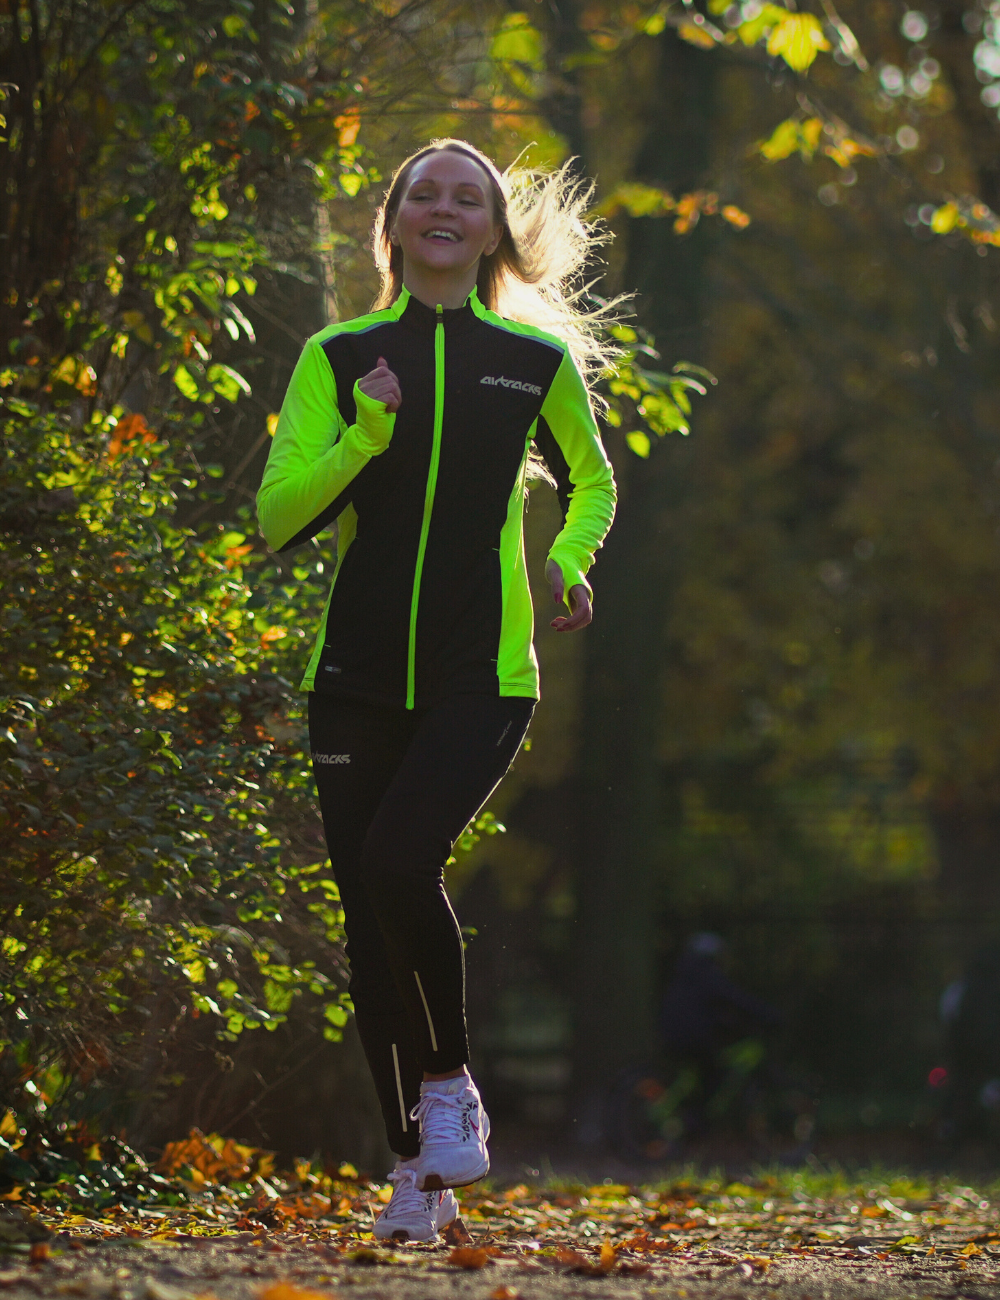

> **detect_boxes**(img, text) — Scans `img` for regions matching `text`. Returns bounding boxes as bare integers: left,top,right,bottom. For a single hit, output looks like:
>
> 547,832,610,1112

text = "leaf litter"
3,1136,1000,1297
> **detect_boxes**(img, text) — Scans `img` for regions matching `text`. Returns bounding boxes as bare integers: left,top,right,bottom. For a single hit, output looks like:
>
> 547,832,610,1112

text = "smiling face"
389,150,504,289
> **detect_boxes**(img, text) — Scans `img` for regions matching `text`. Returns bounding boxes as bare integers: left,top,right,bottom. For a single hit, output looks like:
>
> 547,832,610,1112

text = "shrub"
0,399,349,1094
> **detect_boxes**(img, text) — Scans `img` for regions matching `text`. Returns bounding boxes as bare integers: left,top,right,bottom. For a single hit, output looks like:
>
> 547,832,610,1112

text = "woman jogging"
257,139,617,1242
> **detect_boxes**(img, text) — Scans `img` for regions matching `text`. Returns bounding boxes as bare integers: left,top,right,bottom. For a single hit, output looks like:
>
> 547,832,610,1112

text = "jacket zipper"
406,303,445,709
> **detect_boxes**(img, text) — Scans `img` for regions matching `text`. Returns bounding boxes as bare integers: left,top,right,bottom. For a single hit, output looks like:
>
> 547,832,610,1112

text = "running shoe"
373,1160,459,1242
411,1076,490,1190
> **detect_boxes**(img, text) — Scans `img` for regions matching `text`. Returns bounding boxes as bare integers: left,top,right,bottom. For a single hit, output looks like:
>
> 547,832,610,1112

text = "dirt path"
3,1172,1000,1300
1,1230,1000,1300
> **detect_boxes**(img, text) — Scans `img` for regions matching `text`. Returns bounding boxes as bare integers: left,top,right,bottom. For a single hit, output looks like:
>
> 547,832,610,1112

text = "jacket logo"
313,753,351,764
481,375,542,396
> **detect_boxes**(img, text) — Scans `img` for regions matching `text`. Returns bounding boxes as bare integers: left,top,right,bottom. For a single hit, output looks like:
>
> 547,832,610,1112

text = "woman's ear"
484,223,504,257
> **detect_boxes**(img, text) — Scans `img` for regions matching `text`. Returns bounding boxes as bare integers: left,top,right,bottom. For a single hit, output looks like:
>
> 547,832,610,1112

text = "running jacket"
256,285,617,709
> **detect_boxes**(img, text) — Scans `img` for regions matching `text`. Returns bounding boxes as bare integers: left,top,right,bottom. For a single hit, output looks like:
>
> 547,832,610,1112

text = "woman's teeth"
425,230,459,241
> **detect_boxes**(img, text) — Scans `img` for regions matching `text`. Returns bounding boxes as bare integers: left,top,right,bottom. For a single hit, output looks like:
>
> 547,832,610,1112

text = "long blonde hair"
371,139,623,389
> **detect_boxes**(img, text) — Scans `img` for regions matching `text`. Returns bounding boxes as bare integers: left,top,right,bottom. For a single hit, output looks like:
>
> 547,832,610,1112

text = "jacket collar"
392,284,483,336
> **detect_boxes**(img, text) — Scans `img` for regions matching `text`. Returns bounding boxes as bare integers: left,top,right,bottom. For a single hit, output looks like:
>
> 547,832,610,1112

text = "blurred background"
4,0,1000,1180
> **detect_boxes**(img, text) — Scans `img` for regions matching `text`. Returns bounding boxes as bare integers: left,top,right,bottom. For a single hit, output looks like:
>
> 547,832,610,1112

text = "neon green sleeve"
540,349,617,598
256,335,395,552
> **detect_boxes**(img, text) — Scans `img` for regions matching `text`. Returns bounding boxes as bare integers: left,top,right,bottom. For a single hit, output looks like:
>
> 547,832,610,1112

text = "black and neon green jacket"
257,285,616,708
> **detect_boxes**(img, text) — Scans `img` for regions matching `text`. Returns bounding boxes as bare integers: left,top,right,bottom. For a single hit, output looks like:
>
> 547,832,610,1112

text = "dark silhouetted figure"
659,933,781,1136
942,940,1000,1147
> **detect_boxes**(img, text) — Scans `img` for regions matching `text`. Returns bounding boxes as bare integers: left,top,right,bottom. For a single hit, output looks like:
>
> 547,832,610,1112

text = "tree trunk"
568,29,717,1128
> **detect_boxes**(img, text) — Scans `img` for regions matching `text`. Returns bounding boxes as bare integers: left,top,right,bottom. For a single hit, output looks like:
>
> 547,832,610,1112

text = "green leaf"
626,431,652,458
491,13,543,67
172,364,201,402
207,364,252,402
738,4,789,45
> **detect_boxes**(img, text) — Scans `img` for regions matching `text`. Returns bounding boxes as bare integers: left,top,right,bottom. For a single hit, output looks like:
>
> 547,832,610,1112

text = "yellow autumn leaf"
677,21,717,49
626,431,651,458
767,13,830,72
266,412,279,436
721,204,751,229
760,118,801,162
800,117,824,156
931,202,959,234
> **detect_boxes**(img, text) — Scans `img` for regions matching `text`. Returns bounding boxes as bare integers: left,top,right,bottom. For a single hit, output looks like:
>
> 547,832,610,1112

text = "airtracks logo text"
313,753,351,765
481,375,542,396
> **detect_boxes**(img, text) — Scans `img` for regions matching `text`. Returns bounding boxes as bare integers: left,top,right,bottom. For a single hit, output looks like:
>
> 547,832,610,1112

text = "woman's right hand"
358,356,401,413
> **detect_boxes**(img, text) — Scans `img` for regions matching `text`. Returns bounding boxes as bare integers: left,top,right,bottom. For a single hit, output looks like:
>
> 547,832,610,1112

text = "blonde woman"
257,140,617,1241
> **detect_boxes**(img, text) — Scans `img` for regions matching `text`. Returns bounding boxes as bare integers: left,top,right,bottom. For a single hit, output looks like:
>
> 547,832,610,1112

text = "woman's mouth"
424,229,460,242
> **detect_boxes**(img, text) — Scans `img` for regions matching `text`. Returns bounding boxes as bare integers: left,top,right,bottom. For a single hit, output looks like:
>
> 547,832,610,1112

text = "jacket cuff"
352,380,396,455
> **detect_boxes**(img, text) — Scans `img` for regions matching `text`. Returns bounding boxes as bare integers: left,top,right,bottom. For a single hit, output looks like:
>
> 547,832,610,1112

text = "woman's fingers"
358,358,402,412
551,585,592,632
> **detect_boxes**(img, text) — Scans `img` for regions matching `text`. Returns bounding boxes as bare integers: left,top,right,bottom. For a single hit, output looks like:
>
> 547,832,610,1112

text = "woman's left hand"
545,558,593,632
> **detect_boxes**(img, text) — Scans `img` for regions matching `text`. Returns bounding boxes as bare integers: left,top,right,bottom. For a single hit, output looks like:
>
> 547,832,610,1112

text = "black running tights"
308,692,534,1158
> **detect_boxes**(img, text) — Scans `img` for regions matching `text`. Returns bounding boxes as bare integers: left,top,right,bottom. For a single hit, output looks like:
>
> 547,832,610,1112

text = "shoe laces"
409,1088,473,1144
383,1166,427,1216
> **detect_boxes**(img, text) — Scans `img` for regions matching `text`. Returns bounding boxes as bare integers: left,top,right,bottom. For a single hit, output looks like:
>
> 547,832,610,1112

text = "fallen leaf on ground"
449,1246,490,1269
442,1217,472,1245
258,1284,335,1300
622,1232,679,1252
556,1242,619,1276
491,1287,519,1299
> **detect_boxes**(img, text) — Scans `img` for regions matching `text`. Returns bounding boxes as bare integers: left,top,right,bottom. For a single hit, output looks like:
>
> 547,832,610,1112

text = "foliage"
600,325,717,458
0,0,375,411
0,400,354,1076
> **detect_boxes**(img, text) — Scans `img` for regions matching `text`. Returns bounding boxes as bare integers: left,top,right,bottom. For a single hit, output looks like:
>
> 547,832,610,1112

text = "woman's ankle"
422,1065,470,1083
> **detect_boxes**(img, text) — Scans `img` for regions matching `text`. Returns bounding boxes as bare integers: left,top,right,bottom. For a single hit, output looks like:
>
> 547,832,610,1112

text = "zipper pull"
436,303,443,322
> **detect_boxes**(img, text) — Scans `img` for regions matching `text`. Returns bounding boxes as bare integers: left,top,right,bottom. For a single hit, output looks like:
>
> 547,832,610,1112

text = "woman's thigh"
361,693,535,882
307,694,416,859
307,695,417,991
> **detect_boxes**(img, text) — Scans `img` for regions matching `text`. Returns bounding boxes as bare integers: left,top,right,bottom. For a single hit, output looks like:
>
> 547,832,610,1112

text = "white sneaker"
373,1160,459,1242
411,1076,490,1190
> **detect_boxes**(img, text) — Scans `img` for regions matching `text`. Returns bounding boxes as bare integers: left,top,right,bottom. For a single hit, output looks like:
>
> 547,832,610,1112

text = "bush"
0,399,350,1097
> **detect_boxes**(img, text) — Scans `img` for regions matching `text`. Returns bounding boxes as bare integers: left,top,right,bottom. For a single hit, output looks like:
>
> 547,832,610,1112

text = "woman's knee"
361,827,445,897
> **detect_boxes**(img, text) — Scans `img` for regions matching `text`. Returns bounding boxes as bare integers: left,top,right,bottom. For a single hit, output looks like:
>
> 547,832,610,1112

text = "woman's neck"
401,265,477,311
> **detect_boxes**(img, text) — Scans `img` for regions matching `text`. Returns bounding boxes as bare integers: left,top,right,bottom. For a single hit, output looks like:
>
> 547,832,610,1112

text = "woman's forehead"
405,151,492,192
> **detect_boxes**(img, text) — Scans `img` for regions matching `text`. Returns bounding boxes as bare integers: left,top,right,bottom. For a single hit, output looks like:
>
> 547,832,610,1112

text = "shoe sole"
419,1161,489,1192
376,1211,460,1244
